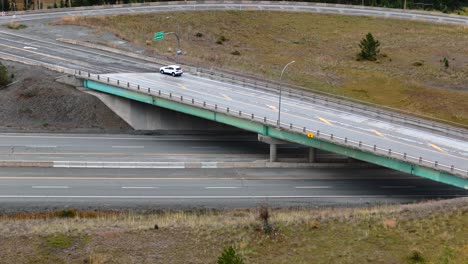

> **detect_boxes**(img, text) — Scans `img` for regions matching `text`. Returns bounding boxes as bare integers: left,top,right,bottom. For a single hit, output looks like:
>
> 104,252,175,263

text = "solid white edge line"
31,186,69,189
205,187,241,189
295,186,332,189
121,187,158,189
0,195,463,199
380,186,416,189
112,146,145,148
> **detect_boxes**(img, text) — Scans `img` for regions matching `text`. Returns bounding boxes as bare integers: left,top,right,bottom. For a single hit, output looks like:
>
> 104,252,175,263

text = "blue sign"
177,50,182,55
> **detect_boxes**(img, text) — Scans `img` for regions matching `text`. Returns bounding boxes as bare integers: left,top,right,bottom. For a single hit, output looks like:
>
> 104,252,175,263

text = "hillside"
0,60,131,132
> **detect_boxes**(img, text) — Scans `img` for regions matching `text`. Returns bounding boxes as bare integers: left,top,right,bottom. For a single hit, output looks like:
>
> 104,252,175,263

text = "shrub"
0,63,10,87
412,62,423,66
195,32,203,38
230,50,241,56
217,246,244,264
6,23,28,30
259,206,272,234
442,57,449,68
56,208,78,218
408,249,425,263
358,33,380,61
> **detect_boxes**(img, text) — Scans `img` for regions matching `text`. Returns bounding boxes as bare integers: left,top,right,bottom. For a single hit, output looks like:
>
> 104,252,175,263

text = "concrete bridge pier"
308,147,316,163
258,134,290,162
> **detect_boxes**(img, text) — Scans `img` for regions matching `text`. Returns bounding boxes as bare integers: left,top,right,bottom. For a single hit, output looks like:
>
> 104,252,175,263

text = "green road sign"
154,32,165,40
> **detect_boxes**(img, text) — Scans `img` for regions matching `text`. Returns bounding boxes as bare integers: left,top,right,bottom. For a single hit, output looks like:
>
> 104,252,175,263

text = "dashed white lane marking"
428,143,448,154
205,187,241,189
121,187,158,189
295,186,332,189
23,46,38,50
32,186,69,189
380,186,416,189
26,145,57,148
318,117,333,126
111,146,144,149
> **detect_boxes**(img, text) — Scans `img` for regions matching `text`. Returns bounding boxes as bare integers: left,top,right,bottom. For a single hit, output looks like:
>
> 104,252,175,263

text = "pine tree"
217,246,244,264
358,33,380,61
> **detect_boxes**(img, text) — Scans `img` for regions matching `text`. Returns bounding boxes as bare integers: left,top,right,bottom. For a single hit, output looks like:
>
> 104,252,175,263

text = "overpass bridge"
66,69,468,189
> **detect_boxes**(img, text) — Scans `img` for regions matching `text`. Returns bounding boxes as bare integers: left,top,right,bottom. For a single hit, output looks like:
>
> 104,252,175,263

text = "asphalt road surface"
0,167,466,212
99,72,468,172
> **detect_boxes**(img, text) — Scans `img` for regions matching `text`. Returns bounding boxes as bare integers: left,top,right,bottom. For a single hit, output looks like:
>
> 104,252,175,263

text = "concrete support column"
269,144,277,162
308,147,316,163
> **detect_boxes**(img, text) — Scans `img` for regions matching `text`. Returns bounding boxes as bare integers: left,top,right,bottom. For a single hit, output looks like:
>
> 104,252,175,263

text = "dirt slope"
0,60,132,132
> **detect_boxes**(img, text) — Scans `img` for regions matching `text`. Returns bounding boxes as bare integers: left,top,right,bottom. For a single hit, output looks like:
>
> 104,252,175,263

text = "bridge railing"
74,70,468,179
194,68,468,139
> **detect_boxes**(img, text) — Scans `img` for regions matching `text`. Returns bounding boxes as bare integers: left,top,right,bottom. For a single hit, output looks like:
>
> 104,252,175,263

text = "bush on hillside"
358,33,381,61
0,63,11,87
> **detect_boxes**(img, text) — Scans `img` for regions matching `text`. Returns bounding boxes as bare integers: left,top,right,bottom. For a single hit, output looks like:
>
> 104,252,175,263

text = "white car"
159,65,183,77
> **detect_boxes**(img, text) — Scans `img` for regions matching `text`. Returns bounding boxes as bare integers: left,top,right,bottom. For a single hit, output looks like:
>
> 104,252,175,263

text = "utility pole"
404,0,407,9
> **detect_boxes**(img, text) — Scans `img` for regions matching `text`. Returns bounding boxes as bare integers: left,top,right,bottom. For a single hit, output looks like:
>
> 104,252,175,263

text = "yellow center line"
222,94,232,100
97,70,468,162
428,143,448,154
318,117,333,126
371,129,385,138
266,105,277,111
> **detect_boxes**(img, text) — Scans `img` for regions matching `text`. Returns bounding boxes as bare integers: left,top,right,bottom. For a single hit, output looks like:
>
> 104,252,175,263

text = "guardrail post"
251,113,254,119
317,130,320,137
215,104,217,110
97,75,100,80
117,80,119,85
303,127,306,132
264,117,267,123
434,161,438,167
290,123,292,129
239,110,242,116
180,96,183,101
345,138,347,143
373,145,376,151
203,101,206,107
88,73,90,78
170,93,172,98
158,90,161,96
127,82,130,88
388,149,392,155
148,88,151,93
359,141,362,147
137,85,140,90
192,99,195,104
419,157,422,163
330,134,333,140
227,107,229,112
450,165,454,172
107,77,109,83
404,153,407,159
79,70,81,75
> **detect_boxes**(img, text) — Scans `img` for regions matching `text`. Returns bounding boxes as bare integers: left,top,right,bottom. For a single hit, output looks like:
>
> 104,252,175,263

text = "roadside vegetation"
0,62,11,87
0,198,466,263
54,11,468,125
5,22,28,30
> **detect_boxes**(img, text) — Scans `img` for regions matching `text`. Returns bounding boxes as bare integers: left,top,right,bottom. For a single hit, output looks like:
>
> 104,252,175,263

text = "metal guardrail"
74,69,468,179
194,68,468,139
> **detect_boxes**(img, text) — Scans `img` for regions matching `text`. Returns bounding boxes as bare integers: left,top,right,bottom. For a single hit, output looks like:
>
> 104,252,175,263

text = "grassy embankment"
0,199,466,263
54,11,468,125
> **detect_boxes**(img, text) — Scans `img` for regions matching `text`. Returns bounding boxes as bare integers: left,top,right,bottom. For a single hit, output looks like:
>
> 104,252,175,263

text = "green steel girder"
83,80,468,189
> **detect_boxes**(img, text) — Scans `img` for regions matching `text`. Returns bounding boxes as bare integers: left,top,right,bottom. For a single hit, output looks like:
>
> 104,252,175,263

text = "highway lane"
98,72,468,172
0,30,161,74
0,2,467,25
0,133,346,163
0,167,466,211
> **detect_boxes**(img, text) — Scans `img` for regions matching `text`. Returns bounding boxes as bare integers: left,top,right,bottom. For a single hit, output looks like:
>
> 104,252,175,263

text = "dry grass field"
54,11,468,125
0,198,466,263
